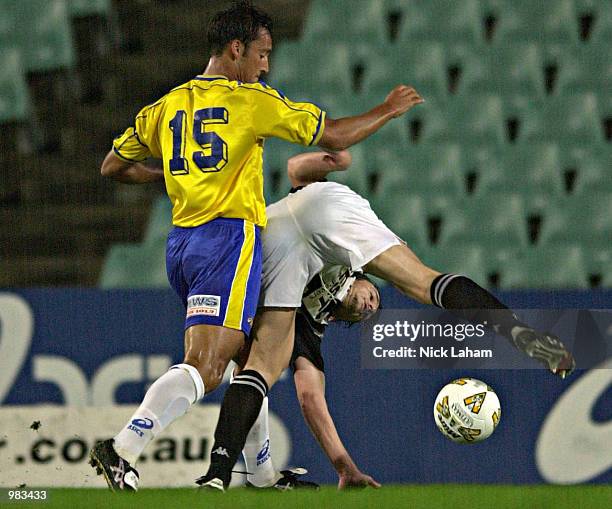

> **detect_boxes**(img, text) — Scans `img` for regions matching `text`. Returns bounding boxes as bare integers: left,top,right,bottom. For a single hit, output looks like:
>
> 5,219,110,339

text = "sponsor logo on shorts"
187,295,221,318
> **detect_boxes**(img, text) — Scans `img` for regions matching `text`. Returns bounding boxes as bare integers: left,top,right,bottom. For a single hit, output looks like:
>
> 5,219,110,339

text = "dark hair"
336,273,383,327
207,1,273,56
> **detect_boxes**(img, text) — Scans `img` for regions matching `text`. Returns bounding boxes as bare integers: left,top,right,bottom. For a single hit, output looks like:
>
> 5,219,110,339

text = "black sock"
206,370,268,487
430,274,528,340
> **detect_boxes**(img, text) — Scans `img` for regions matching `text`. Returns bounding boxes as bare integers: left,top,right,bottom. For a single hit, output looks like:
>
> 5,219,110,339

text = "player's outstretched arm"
293,357,381,490
318,85,423,151
100,150,164,184
287,150,352,187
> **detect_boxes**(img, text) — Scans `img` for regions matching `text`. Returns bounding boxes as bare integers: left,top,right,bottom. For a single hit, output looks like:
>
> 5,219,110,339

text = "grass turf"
9,485,611,509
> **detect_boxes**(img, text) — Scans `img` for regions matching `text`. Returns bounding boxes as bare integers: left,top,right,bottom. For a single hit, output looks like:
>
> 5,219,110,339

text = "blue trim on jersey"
133,130,149,148
309,111,324,146
113,146,145,163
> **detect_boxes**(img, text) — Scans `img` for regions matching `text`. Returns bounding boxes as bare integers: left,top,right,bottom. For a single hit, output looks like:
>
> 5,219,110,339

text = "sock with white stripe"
113,364,205,465
207,369,268,488
430,274,528,340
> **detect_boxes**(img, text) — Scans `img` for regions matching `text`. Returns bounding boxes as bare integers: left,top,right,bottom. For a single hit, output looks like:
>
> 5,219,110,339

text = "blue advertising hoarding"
0,288,610,486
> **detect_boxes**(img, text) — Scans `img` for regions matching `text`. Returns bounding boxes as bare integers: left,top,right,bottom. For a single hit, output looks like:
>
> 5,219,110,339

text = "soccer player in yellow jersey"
90,0,423,491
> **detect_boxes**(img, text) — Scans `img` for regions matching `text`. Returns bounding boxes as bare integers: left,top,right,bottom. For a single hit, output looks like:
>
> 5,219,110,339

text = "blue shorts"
166,217,262,336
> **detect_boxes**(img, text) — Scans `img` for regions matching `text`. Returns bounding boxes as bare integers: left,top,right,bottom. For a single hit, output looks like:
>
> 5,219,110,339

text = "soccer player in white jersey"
199,149,576,490
238,264,382,490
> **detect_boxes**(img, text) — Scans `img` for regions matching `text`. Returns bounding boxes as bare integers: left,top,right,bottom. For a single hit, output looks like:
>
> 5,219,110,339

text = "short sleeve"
112,102,162,162
248,83,326,146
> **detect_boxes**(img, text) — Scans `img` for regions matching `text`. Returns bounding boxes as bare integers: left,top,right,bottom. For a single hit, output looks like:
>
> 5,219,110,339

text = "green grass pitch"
11,485,611,509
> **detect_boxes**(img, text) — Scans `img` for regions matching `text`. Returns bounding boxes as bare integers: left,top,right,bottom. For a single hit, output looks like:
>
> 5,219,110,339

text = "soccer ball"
433,377,501,444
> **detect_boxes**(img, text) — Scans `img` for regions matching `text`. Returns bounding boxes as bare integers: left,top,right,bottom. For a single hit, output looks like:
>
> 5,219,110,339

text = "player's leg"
111,324,243,461
363,243,440,304
197,307,297,490
240,311,324,489
91,218,262,490
365,244,575,376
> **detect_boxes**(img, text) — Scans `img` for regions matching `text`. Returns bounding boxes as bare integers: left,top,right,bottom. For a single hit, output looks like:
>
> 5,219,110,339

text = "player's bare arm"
318,85,423,151
287,150,352,187
294,357,381,490
100,150,164,184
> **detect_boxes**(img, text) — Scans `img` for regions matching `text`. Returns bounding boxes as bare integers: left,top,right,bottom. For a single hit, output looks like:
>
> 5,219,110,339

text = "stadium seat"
583,246,611,286
437,194,530,248
361,42,448,102
0,48,31,123
270,41,352,97
486,246,525,288
488,0,580,44
419,244,488,287
396,0,485,45
302,0,389,45
499,245,589,289
554,46,612,96
68,0,111,18
476,143,565,197
143,196,173,244
369,143,466,198
454,43,546,99
361,120,410,154
511,93,604,144
411,94,506,147
456,144,501,195
263,138,304,202
589,1,612,44
99,238,168,289
564,143,612,195
369,192,429,250
0,0,76,73
538,194,612,246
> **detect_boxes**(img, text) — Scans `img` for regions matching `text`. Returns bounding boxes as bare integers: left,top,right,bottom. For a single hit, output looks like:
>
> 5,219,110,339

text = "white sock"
113,363,204,465
242,396,281,487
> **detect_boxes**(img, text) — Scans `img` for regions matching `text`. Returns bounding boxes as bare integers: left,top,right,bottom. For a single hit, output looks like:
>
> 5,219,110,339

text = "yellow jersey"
113,75,326,227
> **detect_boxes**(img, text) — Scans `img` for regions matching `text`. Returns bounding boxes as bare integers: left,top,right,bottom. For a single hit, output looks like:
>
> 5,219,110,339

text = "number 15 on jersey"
168,107,229,175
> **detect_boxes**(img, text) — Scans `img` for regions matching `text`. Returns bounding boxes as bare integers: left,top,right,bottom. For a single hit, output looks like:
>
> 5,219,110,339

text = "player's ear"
229,39,244,60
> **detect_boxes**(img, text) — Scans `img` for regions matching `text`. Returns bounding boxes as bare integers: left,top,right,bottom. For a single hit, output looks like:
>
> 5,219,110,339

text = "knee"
182,356,228,394
245,362,285,390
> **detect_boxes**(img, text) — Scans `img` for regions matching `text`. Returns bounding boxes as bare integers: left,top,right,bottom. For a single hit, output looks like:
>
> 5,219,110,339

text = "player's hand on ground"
338,469,382,490
384,85,424,118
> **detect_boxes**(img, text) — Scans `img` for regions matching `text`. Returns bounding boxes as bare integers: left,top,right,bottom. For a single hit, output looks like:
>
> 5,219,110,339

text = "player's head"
331,274,380,323
207,0,273,83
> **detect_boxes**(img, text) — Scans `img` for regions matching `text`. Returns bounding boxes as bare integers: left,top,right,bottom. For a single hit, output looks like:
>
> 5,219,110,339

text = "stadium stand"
0,0,609,290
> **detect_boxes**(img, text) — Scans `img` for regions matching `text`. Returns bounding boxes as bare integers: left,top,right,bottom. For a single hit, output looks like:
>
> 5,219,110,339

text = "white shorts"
261,182,401,307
